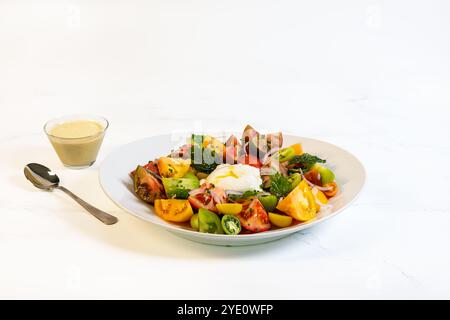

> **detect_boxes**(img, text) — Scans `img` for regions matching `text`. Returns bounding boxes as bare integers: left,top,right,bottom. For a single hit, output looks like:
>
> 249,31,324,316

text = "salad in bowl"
130,125,339,236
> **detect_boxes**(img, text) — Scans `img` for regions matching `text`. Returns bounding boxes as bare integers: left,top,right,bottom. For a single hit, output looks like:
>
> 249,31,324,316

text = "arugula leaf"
228,190,260,201
269,173,292,198
241,190,260,198
288,153,326,173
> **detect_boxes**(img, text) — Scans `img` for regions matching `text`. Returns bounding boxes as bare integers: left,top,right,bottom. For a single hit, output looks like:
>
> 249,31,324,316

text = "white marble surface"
1,0,450,299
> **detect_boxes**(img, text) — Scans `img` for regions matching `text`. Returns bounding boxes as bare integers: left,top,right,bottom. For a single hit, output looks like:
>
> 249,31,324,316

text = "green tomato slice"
190,213,199,231
221,215,242,235
182,172,199,182
257,195,278,212
162,177,200,199
313,164,335,185
288,173,302,190
198,208,223,234
278,146,295,163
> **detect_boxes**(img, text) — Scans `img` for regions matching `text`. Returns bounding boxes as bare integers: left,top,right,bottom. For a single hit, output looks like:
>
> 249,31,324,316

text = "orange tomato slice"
154,199,194,222
276,180,316,221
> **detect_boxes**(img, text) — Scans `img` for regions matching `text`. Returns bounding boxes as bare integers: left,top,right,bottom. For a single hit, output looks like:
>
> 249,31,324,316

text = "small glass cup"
44,114,109,169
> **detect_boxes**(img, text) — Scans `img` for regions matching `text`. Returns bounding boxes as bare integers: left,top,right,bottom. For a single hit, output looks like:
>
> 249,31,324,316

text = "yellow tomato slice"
276,180,317,221
216,203,243,215
268,212,293,228
157,157,191,178
290,143,303,156
312,187,328,211
202,135,225,156
202,136,212,148
154,199,193,222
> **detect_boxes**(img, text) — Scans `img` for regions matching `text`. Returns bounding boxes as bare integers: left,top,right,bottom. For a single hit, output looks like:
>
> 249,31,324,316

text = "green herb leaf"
288,153,326,173
241,190,260,198
228,190,260,202
190,135,221,174
269,173,292,198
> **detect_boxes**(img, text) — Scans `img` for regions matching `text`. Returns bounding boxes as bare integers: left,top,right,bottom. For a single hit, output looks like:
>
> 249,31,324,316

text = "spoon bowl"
24,163,60,190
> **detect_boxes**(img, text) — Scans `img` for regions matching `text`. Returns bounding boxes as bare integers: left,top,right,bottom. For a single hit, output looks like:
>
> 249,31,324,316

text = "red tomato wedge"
130,160,159,177
143,161,159,174
188,193,215,211
188,183,227,213
238,198,271,233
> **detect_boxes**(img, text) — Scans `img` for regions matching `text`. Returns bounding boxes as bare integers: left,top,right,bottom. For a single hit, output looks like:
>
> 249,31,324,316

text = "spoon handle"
58,186,118,225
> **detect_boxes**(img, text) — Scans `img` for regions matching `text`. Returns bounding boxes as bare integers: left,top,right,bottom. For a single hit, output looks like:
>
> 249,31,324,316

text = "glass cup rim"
44,114,109,140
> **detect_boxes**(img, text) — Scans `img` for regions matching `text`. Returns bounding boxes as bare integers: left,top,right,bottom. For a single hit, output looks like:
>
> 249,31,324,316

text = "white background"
1,0,450,299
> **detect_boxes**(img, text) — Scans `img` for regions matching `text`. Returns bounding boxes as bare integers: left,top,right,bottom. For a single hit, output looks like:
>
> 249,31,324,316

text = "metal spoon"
24,163,118,225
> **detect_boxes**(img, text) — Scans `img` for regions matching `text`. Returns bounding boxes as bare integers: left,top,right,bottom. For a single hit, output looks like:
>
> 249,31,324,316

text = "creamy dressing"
50,120,104,138
47,120,106,168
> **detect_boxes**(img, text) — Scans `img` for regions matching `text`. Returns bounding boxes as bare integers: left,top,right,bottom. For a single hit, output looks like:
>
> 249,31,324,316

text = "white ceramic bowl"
99,134,365,246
